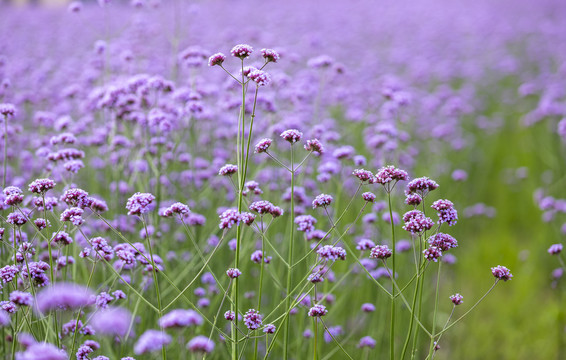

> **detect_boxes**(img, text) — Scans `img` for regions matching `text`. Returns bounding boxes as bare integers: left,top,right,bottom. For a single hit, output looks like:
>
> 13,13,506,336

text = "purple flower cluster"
126,192,155,216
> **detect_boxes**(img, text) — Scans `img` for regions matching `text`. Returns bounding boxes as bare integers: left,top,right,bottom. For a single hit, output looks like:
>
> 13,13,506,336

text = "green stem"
283,144,295,359
427,262,442,357
388,191,396,360
3,114,7,188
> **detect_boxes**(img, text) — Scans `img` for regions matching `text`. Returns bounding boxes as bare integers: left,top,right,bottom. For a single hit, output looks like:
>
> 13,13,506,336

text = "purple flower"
452,169,468,181
35,283,94,314
91,307,132,337
261,48,280,63
402,210,434,234
548,244,563,255
312,194,333,209
361,303,375,312
244,309,263,330
0,265,19,283
249,200,274,215
208,53,226,67
9,291,33,306
423,246,442,262
427,233,458,251
219,164,238,176
226,268,242,279
295,215,317,232
126,192,155,216
405,193,422,206
370,245,392,260
0,103,16,117
16,342,67,360
7,212,27,226
280,129,303,143
450,293,464,305
254,138,273,153
4,186,24,206
356,239,376,251
263,324,276,334
231,44,253,59
304,139,324,154
134,330,171,355
219,208,242,229
28,179,56,194
187,335,215,353
60,188,91,208
95,292,113,309
317,245,347,261
308,304,328,317
431,199,458,226
248,69,271,86
362,192,376,202
406,177,439,196
224,311,235,321
60,207,84,226
352,169,376,183
159,309,203,328
491,265,513,281
358,336,376,348
375,165,408,185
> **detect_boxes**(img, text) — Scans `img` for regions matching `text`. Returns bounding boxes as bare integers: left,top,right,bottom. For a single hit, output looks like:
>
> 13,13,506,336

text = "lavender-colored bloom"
428,233,458,251
226,268,242,279
4,186,24,206
219,164,238,176
280,129,303,143
34,218,50,230
0,103,16,117
356,239,376,251
323,326,342,343
95,292,113,309
0,265,20,283
431,199,458,226
304,139,324,154
16,342,67,360
261,48,280,63
28,179,56,194
402,210,434,233
159,309,203,328
423,246,443,262
308,304,327,317
208,53,226,67
361,303,375,312
35,283,94,314
249,200,274,215
452,169,468,181
358,336,376,348
0,310,9,327
396,240,411,252
312,194,333,209
263,324,276,334
248,69,271,86
224,311,235,321
91,306,132,337
375,165,408,185
60,188,90,208
126,192,155,216
491,265,513,281
219,208,241,229
60,207,84,226
450,293,464,305
295,215,317,232
244,309,263,330
405,193,422,206
370,245,392,260
406,177,439,196
10,291,33,306
134,330,171,355
352,169,376,183
317,245,346,261
187,336,215,353
254,138,273,153
362,192,376,202
548,244,563,255
7,212,27,226
231,44,253,59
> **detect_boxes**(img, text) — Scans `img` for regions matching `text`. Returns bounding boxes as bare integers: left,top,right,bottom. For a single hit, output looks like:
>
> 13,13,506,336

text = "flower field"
0,0,565,359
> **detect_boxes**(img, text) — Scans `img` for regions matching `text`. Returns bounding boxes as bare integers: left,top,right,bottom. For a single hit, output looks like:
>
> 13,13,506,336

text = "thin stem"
283,144,295,359
3,114,7,188
427,262,442,357
388,191,396,360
